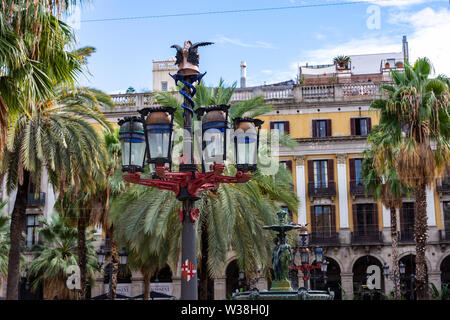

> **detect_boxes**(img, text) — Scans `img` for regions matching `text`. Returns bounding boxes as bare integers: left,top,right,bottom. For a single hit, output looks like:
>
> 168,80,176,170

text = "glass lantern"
118,117,146,172
314,247,323,264
195,105,230,172
233,117,264,172
141,107,176,167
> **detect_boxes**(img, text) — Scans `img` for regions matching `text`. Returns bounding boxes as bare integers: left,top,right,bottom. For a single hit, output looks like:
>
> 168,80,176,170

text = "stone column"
340,272,354,300
336,154,351,244
428,271,442,295
426,187,436,226
213,277,226,300
336,154,349,228
294,156,307,225
382,205,392,243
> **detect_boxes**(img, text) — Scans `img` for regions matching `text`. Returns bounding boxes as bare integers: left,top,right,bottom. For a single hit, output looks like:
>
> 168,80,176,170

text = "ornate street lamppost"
290,225,326,290
383,261,405,299
97,238,128,300
118,41,264,300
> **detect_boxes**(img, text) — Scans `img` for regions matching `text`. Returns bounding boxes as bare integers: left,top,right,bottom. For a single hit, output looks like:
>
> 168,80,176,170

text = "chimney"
240,61,247,88
402,35,409,63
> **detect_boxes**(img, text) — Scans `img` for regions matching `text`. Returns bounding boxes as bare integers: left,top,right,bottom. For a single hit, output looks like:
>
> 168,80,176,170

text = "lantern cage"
195,105,230,172
118,116,146,173
233,117,264,172
139,106,176,167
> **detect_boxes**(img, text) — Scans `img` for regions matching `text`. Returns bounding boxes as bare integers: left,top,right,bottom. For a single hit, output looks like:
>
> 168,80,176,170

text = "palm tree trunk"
110,231,119,300
77,209,88,300
414,183,428,300
390,207,401,300
6,170,30,300
143,271,151,300
199,218,209,300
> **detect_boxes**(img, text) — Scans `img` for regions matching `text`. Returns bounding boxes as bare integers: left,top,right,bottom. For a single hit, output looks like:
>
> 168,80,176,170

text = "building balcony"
399,225,415,243
308,181,336,197
436,178,450,193
439,230,450,243
349,180,373,197
27,193,46,207
310,232,340,246
108,82,386,110
351,227,383,245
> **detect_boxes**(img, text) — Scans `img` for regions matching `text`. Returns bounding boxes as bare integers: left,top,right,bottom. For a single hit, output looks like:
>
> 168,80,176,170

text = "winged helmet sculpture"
170,40,213,76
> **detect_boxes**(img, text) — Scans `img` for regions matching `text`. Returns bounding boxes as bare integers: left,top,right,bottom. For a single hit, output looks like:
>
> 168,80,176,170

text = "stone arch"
398,251,432,273
440,255,450,288
352,255,385,299
436,250,450,271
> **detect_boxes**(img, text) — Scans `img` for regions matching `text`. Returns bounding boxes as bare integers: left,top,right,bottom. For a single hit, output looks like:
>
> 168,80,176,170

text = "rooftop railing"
109,82,384,108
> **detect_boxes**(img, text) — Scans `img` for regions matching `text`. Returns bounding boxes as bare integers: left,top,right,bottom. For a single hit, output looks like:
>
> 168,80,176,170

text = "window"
26,215,39,248
400,202,415,241
353,203,378,239
351,118,372,136
311,205,336,239
270,121,290,135
443,202,450,239
313,160,328,188
279,160,292,172
349,158,363,186
312,119,331,138
161,81,168,91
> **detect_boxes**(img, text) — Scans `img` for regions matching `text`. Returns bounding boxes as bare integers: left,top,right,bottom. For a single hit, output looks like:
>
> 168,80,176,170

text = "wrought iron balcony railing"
349,180,373,196
307,181,336,197
27,193,46,206
351,226,383,244
310,231,340,246
436,177,450,193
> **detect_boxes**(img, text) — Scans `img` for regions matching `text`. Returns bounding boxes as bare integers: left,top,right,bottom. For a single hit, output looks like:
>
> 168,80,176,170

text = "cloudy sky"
69,0,450,93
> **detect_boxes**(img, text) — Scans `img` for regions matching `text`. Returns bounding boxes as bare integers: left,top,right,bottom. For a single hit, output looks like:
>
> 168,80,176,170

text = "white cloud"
214,35,275,49
349,0,441,7
295,7,450,76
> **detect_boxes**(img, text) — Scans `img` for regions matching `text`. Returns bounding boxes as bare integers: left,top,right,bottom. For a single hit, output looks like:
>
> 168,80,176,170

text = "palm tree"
111,80,299,300
0,86,112,300
0,2,86,158
362,140,410,299
369,58,450,299
27,214,100,300
0,201,10,281
333,55,351,69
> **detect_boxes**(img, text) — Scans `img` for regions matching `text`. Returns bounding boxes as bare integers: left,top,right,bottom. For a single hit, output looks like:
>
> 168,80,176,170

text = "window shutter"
349,158,356,181
307,160,314,183
367,117,372,133
284,121,290,135
373,203,379,231
327,159,334,183
331,205,336,235
310,206,316,233
352,204,357,231
312,120,317,137
350,118,356,136
286,160,292,172
326,119,332,136
270,122,275,130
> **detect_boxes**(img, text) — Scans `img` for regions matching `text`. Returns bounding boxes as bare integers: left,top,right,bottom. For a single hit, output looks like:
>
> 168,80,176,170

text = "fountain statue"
232,210,334,300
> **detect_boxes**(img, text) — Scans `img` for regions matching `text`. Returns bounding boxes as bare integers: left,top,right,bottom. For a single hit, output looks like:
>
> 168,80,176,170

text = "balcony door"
400,202,415,241
311,205,336,242
352,203,378,241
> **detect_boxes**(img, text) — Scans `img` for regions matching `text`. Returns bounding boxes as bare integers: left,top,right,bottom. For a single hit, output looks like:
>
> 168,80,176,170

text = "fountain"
232,211,334,300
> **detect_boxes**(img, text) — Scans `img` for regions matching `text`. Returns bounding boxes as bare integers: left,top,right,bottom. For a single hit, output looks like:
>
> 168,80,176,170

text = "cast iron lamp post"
290,225,326,290
97,238,128,300
117,41,264,300
383,261,405,299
